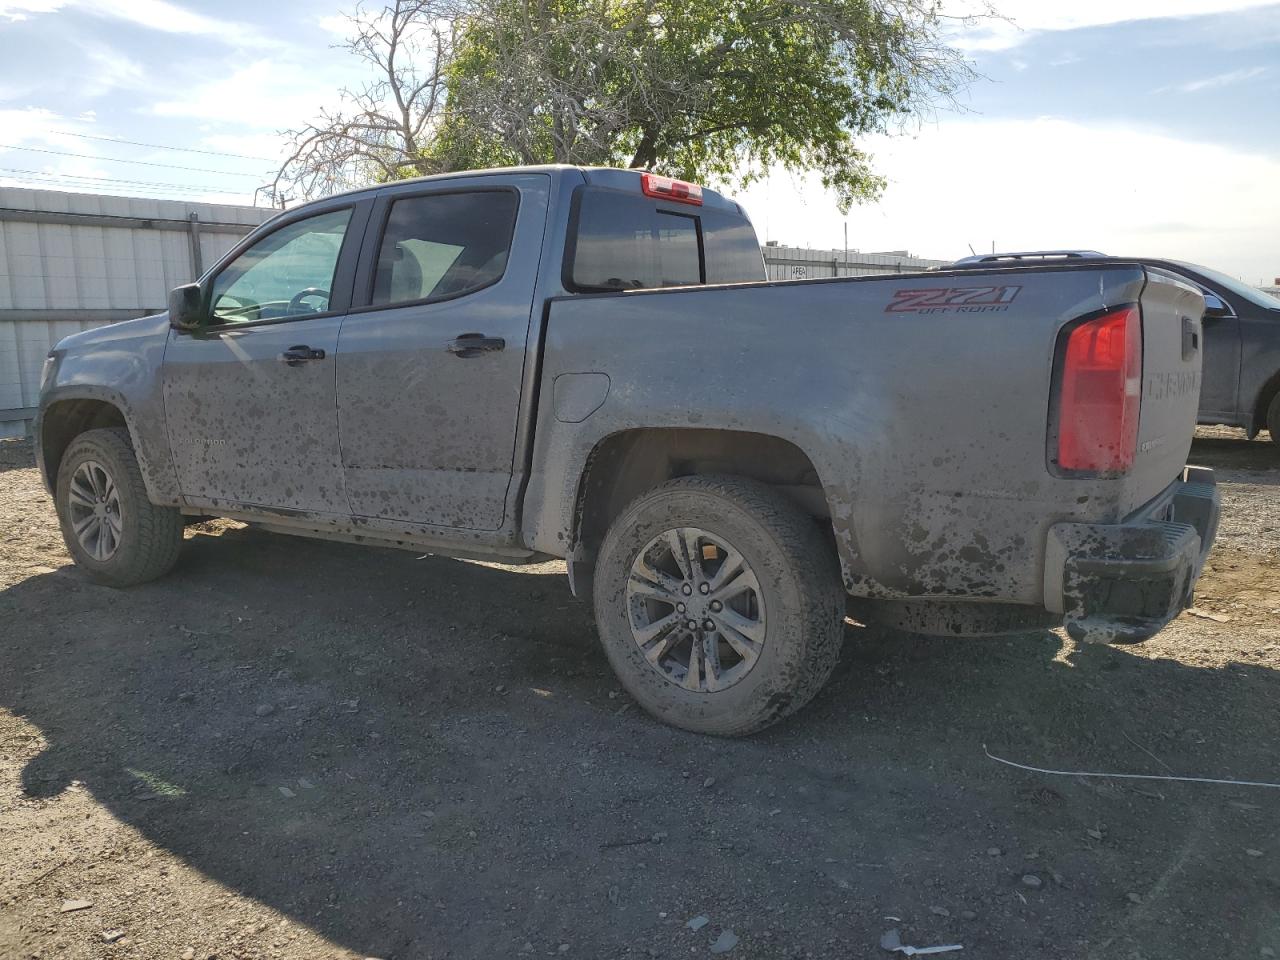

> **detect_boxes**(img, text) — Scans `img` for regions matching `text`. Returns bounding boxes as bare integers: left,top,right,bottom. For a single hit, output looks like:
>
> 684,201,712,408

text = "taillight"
640,172,703,206
1053,304,1142,475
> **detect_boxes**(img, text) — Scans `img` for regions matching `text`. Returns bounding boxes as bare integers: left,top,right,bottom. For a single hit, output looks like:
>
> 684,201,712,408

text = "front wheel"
54,427,183,587
592,475,845,736
1268,392,1280,445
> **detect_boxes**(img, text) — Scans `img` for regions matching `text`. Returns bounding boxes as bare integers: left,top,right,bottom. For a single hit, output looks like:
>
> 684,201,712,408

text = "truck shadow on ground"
3,523,1278,958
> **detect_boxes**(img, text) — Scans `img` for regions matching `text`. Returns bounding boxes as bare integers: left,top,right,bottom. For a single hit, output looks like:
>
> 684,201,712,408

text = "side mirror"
1202,292,1233,320
168,283,207,330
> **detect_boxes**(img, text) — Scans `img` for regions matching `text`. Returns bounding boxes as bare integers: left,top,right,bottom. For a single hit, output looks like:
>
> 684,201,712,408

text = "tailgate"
1124,268,1205,512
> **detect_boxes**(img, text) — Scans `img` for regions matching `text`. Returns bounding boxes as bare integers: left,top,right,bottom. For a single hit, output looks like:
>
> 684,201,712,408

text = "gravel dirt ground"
1,430,1277,960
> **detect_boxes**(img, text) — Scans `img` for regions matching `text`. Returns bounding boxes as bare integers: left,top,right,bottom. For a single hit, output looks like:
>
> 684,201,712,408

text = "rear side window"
568,187,764,292
371,190,518,307
570,189,699,290
701,208,766,284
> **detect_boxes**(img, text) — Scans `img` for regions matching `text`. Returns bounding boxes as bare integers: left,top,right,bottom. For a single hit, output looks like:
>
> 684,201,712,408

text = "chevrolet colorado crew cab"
37,167,1220,735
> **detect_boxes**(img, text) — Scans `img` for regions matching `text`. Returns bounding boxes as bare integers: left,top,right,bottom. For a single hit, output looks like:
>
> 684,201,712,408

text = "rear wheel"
592,475,844,736
55,427,183,587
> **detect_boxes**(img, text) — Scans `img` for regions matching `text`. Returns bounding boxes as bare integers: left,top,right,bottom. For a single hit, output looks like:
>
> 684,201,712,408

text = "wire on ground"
984,744,1280,790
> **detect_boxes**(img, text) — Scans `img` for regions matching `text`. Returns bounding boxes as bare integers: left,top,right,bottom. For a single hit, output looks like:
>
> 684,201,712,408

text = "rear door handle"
447,333,506,358
279,345,326,366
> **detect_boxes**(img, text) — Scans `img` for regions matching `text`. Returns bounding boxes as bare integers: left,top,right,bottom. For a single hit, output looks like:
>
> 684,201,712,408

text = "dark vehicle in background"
947,251,1280,443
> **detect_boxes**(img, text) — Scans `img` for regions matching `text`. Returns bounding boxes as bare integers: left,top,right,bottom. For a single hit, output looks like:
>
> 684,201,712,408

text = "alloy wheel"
67,460,123,561
625,527,767,692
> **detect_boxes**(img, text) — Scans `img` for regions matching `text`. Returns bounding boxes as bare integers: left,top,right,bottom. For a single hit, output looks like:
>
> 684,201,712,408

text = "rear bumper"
1044,466,1220,644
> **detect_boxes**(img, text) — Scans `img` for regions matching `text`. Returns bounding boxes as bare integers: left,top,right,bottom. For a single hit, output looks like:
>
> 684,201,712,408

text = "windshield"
1170,260,1280,310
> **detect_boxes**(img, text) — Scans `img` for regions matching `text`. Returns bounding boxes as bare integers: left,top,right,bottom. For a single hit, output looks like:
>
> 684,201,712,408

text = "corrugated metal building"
0,188,275,438
760,243,947,280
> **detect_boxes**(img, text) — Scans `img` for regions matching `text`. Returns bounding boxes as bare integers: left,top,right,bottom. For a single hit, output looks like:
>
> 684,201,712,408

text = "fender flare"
36,385,181,505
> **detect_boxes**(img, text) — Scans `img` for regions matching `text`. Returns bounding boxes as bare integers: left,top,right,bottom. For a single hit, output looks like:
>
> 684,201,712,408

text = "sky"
0,0,1277,283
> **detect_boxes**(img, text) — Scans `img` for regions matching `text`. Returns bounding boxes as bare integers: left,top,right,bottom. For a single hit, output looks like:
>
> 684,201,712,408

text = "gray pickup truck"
37,166,1220,735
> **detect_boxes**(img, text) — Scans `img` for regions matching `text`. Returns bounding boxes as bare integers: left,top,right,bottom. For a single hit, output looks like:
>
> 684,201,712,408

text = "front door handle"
279,344,326,366
447,333,506,358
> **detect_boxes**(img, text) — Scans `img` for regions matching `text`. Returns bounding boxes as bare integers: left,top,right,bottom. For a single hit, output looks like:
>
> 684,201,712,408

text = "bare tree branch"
273,0,463,202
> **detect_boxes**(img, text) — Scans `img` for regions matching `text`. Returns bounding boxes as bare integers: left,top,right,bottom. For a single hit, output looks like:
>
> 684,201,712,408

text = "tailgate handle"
1181,316,1200,361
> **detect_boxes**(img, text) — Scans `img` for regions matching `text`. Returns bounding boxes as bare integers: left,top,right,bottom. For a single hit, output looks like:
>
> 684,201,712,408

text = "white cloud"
0,106,86,144
76,41,148,96
0,79,35,99
949,0,1280,50
148,59,347,132
95,0,270,46
317,13,350,36
0,0,63,20
734,117,1280,285
1177,65,1268,91
0,0,269,45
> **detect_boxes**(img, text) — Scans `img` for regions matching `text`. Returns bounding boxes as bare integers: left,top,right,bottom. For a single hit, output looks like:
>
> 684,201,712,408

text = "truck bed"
523,262,1206,607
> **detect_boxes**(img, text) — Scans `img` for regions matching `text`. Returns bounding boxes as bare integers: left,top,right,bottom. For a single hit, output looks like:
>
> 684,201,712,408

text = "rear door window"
371,190,519,307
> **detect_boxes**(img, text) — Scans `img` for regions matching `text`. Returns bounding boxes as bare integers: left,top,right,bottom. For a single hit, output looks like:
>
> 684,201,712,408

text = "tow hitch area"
1046,467,1221,644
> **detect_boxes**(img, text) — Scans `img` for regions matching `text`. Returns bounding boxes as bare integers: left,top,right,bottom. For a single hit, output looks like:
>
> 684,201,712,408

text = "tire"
1268,392,1280,445
54,427,183,587
592,475,845,736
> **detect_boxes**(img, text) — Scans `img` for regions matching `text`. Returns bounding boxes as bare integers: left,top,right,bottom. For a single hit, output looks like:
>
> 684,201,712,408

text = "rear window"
567,187,763,292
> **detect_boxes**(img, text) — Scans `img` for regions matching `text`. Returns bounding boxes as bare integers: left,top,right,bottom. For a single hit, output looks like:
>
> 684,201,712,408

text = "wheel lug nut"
703,619,715,632
710,600,723,612
676,603,686,613
681,583,693,596
699,583,709,594
686,619,698,631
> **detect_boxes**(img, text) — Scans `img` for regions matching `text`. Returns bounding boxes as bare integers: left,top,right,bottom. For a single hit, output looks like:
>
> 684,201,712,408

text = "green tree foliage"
275,0,982,206
435,0,978,208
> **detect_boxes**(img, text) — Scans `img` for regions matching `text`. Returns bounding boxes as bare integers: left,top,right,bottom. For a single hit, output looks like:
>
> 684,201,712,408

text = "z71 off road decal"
886,285,1022,314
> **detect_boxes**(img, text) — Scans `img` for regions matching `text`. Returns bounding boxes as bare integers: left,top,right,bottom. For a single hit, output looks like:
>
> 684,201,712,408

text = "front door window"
210,208,352,324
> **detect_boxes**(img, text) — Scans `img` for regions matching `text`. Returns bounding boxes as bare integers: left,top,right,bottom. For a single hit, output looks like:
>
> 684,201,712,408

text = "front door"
163,204,365,515
335,175,549,530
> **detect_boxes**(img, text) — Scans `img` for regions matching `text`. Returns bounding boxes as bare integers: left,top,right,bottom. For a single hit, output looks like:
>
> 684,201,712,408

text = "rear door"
335,173,550,530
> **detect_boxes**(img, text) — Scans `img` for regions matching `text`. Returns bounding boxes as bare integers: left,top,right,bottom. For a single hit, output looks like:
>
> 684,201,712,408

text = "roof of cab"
293,165,743,214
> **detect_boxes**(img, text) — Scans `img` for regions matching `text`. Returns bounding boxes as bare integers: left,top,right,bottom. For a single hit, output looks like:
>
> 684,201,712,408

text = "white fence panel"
0,187,274,437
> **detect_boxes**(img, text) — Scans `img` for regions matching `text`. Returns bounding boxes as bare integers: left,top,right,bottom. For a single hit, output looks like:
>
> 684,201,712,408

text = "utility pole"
843,221,848,278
